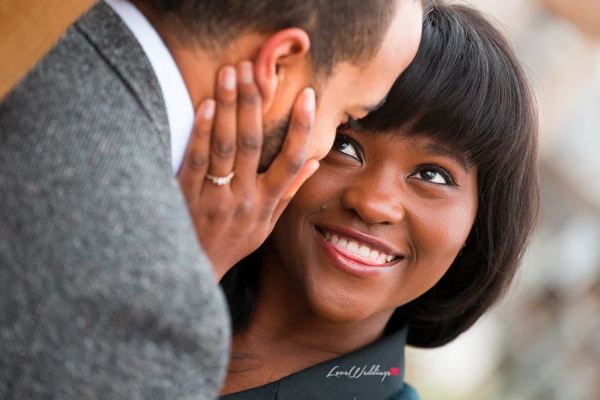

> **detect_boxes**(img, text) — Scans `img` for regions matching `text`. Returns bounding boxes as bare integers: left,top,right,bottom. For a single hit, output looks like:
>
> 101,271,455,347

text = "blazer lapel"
74,2,171,162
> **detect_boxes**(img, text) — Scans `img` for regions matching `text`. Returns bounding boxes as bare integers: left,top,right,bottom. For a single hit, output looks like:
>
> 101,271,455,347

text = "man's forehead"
319,68,389,112
362,98,387,114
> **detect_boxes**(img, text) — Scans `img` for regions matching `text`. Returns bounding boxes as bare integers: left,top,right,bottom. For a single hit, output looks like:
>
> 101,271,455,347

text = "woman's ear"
254,28,311,113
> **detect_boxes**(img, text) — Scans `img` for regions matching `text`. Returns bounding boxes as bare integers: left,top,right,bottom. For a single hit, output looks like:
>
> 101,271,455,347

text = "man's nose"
340,169,405,225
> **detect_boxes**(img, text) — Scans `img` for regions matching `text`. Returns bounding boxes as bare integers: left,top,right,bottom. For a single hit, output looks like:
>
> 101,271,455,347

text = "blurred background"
406,1,600,399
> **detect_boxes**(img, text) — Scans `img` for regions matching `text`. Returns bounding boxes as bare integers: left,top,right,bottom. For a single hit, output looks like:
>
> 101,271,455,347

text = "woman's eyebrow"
423,143,470,172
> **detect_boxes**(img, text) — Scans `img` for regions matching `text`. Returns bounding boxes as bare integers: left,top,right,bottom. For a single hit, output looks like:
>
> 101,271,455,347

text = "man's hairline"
150,0,422,76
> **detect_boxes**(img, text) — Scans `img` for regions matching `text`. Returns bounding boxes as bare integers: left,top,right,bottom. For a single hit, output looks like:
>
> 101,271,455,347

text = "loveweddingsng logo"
326,365,400,382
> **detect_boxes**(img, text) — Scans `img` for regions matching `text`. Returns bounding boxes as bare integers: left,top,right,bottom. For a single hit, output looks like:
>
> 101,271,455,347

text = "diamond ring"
205,171,235,186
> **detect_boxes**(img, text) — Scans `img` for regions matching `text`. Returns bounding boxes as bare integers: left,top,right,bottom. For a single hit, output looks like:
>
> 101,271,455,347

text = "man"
0,0,423,399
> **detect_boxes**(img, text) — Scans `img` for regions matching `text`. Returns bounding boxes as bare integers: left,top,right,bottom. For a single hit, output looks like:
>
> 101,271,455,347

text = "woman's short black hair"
360,2,539,347
222,1,540,348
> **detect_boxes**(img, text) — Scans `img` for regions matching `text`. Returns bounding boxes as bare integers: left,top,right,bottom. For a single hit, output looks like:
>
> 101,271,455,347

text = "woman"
180,2,539,398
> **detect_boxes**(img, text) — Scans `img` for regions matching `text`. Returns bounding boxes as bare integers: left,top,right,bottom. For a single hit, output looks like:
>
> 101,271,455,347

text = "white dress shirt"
104,0,194,175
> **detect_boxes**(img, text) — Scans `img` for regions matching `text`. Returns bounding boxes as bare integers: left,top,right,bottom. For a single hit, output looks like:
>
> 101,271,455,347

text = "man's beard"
257,114,292,173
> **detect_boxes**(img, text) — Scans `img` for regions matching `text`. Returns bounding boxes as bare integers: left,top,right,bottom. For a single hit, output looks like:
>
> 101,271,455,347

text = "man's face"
258,0,423,171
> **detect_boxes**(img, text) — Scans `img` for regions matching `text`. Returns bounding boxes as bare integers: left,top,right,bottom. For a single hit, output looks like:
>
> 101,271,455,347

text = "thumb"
281,158,320,200
269,159,320,234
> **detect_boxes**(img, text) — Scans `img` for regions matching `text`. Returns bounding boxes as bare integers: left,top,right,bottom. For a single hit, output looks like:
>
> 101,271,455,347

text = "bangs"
358,4,535,172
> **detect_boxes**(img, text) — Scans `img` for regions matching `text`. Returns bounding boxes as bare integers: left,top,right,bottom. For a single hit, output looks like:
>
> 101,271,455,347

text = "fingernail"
222,67,236,90
303,88,315,112
203,100,215,119
240,62,254,84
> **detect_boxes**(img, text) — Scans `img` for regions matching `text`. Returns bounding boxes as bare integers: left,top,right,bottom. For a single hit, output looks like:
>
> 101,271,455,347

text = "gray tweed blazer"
0,3,230,399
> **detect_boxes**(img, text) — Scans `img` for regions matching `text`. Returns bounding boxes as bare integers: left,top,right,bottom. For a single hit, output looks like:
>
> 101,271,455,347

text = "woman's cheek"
292,166,345,207
410,204,472,271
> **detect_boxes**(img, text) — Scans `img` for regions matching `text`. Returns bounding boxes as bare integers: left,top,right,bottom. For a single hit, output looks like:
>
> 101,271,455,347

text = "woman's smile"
315,225,403,277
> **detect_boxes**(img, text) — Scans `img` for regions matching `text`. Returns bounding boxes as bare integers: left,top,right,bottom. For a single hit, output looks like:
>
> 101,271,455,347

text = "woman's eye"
411,167,454,186
332,134,361,161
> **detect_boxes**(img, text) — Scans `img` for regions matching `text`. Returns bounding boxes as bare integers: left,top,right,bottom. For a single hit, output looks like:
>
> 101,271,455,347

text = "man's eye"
410,166,456,186
332,134,361,161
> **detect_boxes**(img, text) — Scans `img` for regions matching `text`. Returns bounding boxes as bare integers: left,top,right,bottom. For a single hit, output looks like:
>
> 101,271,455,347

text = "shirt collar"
221,325,410,400
104,0,194,175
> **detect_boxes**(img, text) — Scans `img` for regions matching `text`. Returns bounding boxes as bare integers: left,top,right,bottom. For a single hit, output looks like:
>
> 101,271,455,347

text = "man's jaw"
258,115,291,173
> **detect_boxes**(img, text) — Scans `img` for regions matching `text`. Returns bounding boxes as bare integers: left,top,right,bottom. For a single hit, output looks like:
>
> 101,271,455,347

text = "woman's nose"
340,172,405,225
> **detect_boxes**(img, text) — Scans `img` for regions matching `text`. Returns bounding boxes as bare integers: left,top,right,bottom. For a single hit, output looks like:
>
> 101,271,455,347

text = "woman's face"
269,128,479,324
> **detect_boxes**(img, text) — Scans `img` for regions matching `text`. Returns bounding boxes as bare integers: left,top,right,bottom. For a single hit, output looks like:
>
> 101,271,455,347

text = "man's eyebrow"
362,98,387,113
423,143,470,172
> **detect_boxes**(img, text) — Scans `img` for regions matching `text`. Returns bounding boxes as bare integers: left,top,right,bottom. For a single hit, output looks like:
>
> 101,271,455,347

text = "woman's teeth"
324,231,396,263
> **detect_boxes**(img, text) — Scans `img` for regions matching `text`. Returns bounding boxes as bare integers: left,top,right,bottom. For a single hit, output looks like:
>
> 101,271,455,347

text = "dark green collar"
221,325,409,400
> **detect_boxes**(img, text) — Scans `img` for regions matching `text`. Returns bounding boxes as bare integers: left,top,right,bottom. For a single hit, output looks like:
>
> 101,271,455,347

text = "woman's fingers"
208,66,238,180
268,158,320,233
281,158,320,200
177,68,320,277
177,99,215,202
232,61,263,192
262,87,316,201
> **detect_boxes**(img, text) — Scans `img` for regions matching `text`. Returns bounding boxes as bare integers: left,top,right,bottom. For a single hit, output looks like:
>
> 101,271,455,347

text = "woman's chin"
297,268,392,326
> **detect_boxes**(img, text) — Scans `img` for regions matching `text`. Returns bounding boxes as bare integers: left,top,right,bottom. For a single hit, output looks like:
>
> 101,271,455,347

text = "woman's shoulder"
386,383,421,400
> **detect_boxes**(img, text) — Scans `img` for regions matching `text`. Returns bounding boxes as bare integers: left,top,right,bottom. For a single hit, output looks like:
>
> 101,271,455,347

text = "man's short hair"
144,0,403,74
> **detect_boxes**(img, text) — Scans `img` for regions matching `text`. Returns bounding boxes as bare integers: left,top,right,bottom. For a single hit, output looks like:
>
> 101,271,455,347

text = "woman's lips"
328,241,389,266
317,228,400,277
320,225,402,257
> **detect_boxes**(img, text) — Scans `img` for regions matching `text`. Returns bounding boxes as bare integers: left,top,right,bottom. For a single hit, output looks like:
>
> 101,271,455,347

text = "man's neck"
130,0,267,111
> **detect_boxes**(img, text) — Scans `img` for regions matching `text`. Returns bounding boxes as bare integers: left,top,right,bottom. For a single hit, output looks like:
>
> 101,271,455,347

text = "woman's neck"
220,246,394,395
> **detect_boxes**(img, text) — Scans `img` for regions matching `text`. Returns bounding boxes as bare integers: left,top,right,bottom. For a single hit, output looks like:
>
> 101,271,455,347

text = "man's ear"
254,28,311,113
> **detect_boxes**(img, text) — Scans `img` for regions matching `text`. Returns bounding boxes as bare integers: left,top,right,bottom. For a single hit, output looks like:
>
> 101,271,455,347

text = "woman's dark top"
220,325,420,400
